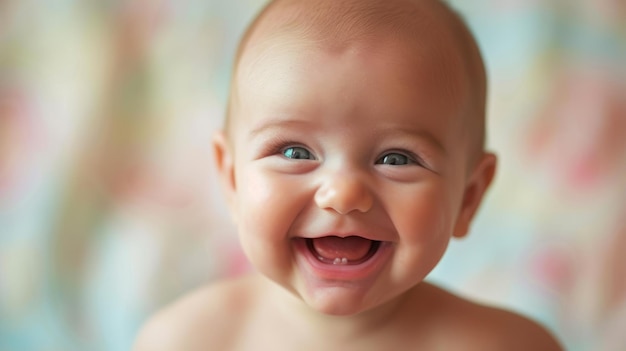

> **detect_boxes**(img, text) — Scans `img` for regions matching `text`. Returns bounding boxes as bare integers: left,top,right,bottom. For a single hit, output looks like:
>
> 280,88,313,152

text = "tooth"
341,258,348,264
333,258,341,265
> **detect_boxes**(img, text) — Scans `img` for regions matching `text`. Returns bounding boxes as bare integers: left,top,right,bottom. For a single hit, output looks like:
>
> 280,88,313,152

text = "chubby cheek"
235,168,307,278
238,171,280,234
388,183,456,275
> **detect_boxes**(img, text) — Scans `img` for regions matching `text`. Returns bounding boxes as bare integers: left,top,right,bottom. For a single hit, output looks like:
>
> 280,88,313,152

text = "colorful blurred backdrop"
1,0,625,350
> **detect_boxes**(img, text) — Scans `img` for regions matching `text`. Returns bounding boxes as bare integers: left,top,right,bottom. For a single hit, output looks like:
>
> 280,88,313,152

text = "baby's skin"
134,0,564,350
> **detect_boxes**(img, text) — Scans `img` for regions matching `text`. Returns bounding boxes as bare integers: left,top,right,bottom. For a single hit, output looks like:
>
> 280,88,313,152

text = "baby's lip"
296,232,386,242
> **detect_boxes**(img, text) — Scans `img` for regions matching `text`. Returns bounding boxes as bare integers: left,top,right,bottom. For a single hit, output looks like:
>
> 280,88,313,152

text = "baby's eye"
376,152,412,165
283,146,315,160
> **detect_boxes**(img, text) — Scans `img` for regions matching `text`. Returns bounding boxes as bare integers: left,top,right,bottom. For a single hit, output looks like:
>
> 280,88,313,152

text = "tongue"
311,236,373,261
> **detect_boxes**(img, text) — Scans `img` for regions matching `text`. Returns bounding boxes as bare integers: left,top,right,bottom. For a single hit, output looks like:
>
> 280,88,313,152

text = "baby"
134,0,563,350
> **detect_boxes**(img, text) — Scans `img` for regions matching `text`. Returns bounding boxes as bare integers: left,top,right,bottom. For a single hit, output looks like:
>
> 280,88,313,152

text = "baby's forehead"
237,35,465,109
240,0,466,61
235,0,483,100
235,11,473,121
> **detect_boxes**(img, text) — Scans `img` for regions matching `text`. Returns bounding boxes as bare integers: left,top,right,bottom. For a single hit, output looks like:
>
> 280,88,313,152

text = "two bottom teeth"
333,257,349,265
305,238,381,265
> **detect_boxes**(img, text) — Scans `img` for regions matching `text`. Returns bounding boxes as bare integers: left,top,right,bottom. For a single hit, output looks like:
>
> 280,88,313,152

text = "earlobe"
212,130,238,220
452,152,497,238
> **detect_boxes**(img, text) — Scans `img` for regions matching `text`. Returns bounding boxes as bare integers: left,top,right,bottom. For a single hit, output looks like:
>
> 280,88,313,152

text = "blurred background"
1,0,625,350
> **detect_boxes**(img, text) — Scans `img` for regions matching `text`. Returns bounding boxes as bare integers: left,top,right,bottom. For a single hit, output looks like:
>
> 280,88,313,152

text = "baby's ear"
452,152,497,238
212,130,238,222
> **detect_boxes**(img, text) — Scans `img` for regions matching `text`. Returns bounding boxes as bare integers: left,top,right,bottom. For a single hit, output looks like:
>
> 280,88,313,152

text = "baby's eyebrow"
380,127,447,157
248,118,311,137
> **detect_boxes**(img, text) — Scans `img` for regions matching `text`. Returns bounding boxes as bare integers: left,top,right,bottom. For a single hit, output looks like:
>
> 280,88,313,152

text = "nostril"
355,193,373,213
314,176,373,214
313,185,336,208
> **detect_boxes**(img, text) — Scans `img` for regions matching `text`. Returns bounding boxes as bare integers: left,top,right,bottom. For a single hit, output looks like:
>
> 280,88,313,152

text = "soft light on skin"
131,2,564,350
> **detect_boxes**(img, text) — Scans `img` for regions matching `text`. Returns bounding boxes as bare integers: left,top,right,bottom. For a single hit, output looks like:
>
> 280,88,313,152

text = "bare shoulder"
418,283,564,351
132,274,258,351
463,301,564,351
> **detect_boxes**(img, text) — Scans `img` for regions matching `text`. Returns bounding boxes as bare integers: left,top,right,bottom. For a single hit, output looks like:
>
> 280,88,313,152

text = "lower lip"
292,238,393,282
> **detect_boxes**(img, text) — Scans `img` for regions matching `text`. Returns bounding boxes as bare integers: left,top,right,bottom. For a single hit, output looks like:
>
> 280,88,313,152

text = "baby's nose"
314,172,373,214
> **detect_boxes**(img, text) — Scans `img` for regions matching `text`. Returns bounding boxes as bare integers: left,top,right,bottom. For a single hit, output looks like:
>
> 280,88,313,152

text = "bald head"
227,0,487,166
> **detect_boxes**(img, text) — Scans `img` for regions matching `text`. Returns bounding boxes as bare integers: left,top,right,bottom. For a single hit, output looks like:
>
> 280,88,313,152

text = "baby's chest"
230,327,465,351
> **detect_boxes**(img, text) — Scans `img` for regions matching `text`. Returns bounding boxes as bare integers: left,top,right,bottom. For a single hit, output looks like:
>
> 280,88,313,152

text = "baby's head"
227,0,487,168
214,0,496,316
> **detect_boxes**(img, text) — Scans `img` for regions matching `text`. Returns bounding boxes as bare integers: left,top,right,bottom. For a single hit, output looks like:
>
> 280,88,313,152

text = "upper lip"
296,231,389,242
291,215,398,242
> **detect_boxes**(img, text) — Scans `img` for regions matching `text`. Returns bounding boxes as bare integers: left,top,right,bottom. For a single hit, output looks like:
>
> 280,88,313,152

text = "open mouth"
305,236,381,265
293,236,392,282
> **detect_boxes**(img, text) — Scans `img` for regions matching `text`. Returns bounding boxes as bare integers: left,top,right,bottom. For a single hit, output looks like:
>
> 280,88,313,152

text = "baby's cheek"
381,186,452,288
239,170,304,240
393,186,454,244
239,171,312,285
242,172,274,205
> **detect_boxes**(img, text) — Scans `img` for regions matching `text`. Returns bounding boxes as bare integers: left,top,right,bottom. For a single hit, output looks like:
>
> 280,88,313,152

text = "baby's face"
218,34,480,315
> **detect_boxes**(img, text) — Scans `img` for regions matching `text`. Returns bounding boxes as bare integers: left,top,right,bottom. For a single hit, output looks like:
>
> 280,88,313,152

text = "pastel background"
1,0,624,350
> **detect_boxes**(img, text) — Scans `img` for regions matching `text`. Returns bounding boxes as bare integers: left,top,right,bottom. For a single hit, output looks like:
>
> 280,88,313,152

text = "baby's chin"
285,278,396,317
306,291,369,316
